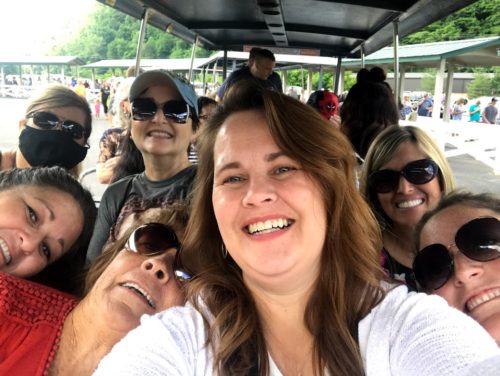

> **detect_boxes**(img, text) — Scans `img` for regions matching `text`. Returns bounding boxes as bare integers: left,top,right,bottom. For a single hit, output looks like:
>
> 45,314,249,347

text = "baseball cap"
129,70,199,115
492,97,497,102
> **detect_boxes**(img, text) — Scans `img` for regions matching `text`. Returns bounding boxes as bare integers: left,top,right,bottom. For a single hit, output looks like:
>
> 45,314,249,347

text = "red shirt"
0,273,78,376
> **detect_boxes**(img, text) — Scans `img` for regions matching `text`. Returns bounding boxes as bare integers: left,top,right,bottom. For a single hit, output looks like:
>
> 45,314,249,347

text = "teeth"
397,199,423,208
467,289,500,311
149,130,172,137
0,238,12,265
121,282,155,309
247,219,292,235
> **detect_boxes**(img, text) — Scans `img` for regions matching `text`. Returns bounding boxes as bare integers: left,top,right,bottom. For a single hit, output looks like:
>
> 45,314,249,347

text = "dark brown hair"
182,81,384,375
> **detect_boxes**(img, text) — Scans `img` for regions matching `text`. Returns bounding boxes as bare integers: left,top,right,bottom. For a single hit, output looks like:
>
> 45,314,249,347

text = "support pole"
188,34,199,83
360,45,365,68
134,8,150,77
334,57,342,94
222,49,228,80
432,59,446,121
443,63,454,122
393,20,400,102
318,65,323,90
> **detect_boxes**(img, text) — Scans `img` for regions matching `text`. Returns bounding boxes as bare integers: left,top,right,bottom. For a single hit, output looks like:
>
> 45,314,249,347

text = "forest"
26,0,498,96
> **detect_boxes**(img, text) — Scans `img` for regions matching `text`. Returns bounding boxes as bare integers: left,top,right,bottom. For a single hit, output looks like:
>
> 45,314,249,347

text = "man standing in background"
482,97,498,124
217,47,282,101
417,93,433,117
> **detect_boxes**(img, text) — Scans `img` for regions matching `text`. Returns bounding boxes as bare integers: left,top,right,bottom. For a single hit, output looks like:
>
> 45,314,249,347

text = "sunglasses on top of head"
29,111,87,140
124,222,192,284
413,217,500,292
369,158,439,194
131,98,190,124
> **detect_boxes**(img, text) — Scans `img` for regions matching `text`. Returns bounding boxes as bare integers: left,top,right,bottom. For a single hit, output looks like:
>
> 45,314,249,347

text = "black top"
86,165,197,262
217,66,283,99
382,248,417,291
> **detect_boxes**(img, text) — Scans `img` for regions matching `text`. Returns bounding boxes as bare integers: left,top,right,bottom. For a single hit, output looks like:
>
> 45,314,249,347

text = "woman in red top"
0,201,190,375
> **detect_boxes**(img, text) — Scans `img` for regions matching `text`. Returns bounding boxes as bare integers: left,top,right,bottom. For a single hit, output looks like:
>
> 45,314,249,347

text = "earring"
221,243,228,259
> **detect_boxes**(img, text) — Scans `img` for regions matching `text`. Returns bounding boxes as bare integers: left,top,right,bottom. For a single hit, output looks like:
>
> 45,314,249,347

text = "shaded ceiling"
98,0,479,58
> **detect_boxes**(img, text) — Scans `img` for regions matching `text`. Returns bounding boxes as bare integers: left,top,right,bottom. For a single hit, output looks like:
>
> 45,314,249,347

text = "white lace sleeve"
93,304,214,375
359,285,500,376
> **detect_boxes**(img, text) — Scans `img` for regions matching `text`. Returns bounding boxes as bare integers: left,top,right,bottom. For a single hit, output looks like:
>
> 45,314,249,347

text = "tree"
467,73,493,98
402,0,500,44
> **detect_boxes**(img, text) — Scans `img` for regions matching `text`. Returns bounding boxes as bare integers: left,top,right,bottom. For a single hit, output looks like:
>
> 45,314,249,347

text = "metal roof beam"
315,0,414,12
285,24,369,40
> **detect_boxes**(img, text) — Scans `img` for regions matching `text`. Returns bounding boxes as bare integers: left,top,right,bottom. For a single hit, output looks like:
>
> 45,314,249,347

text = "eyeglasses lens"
413,244,453,292
129,223,179,255
132,98,188,123
456,217,500,262
32,111,85,140
370,159,438,193
127,223,192,284
414,217,500,292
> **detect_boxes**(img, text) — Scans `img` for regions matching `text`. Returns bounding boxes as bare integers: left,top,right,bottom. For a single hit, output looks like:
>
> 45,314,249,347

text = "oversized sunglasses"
369,159,439,194
131,98,190,123
125,222,192,284
413,217,500,292
30,111,86,140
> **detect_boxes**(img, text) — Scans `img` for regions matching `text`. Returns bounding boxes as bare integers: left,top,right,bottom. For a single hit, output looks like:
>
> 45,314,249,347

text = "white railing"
401,117,500,174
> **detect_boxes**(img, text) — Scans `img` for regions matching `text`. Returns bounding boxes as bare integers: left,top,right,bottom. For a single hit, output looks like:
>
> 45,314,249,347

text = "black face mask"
19,126,88,169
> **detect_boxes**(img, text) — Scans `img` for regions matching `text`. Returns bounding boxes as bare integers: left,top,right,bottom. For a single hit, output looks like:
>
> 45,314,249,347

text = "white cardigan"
94,285,500,375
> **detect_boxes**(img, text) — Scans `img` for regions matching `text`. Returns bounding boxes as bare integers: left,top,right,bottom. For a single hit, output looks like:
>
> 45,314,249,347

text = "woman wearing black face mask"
0,85,92,176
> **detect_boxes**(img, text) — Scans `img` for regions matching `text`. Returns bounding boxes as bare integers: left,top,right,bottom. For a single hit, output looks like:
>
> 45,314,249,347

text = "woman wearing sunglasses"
0,167,96,294
414,191,500,343
0,202,190,375
95,82,499,375
360,126,455,290
87,70,199,262
0,85,92,177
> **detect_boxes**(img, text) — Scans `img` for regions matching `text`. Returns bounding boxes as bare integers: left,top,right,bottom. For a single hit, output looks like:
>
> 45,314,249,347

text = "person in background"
482,97,498,124
469,100,481,122
96,77,136,184
95,81,499,376
340,67,400,162
306,89,340,127
0,167,96,294
0,202,190,375
216,47,282,101
95,97,102,118
74,79,87,98
188,96,218,164
87,70,198,262
413,191,500,343
417,93,433,117
0,84,92,177
451,98,467,121
360,126,455,289
100,80,111,119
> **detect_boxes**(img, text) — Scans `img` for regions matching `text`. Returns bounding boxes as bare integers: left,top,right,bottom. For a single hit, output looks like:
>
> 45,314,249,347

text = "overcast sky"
0,0,96,57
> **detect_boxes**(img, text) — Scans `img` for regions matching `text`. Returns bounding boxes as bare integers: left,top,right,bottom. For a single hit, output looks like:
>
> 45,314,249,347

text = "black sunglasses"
125,222,192,284
413,217,500,292
30,111,86,140
131,98,190,123
369,158,439,194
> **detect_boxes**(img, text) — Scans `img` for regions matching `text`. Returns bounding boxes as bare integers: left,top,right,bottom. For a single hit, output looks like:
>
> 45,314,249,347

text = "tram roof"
0,56,84,66
96,0,480,58
343,37,500,68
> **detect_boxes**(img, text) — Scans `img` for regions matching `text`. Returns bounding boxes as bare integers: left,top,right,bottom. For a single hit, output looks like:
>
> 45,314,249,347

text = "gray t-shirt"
483,104,498,124
86,165,196,262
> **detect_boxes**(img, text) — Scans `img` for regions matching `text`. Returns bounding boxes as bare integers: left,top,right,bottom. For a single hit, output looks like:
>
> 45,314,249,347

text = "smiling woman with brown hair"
95,81,499,376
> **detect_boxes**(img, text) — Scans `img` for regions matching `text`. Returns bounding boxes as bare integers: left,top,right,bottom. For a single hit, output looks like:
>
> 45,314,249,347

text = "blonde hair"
360,125,455,228
182,81,384,375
